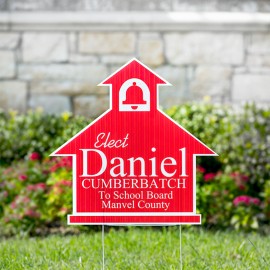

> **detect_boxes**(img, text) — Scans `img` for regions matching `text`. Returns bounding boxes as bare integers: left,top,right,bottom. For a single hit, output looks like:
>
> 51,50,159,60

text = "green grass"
0,227,269,269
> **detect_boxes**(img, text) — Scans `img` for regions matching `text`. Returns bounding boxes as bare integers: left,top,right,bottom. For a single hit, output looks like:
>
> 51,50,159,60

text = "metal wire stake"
179,225,183,270
102,225,105,270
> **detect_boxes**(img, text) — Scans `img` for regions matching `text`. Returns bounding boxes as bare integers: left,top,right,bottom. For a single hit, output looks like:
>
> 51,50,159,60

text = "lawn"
0,227,269,270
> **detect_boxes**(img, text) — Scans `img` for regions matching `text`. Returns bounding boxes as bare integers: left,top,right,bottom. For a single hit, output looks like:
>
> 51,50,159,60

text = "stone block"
53,0,84,10
22,33,68,62
0,51,15,78
190,66,232,102
217,0,257,12
154,65,187,107
164,33,244,65
0,81,27,112
0,33,20,49
232,74,270,102
247,54,270,67
30,81,108,95
84,0,129,11
258,0,270,12
10,0,54,11
138,36,164,67
108,64,124,74
248,67,270,74
139,32,160,39
173,0,218,11
101,55,134,65
79,32,135,54
248,34,270,54
29,95,71,114
0,0,8,10
74,95,110,118
18,64,107,82
173,0,257,12
234,66,248,74
129,0,171,11
68,32,77,53
69,54,99,63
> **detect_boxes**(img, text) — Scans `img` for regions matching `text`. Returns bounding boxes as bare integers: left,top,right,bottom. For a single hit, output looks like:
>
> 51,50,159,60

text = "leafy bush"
0,155,74,236
0,154,49,235
262,180,270,221
195,168,263,231
0,110,89,166
46,157,73,222
0,103,269,235
166,103,270,189
167,103,270,231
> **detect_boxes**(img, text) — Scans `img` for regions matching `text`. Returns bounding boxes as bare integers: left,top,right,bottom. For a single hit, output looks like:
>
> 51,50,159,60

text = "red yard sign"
51,59,217,225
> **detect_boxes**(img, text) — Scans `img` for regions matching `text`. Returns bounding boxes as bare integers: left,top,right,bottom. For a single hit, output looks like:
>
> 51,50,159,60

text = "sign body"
51,59,217,225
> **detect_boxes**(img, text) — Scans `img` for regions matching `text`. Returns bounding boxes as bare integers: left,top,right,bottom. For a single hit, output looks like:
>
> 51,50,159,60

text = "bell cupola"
99,58,170,112
119,78,150,111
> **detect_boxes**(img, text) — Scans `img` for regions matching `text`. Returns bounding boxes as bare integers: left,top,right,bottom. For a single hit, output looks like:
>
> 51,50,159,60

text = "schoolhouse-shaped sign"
51,59,217,225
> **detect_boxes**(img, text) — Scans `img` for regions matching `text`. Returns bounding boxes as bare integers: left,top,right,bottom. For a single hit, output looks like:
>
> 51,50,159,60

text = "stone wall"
0,12,270,117
1,0,270,12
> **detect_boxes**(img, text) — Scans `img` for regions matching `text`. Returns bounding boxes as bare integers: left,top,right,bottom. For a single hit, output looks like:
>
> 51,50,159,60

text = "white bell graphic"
119,78,150,112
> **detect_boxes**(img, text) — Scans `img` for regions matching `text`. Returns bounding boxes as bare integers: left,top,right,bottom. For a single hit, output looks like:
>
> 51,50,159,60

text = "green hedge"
166,103,270,231
166,103,270,186
0,103,269,235
0,110,89,166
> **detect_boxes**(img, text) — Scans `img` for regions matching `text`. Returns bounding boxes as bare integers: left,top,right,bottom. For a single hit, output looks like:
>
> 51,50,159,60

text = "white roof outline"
99,57,171,86
51,58,217,156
